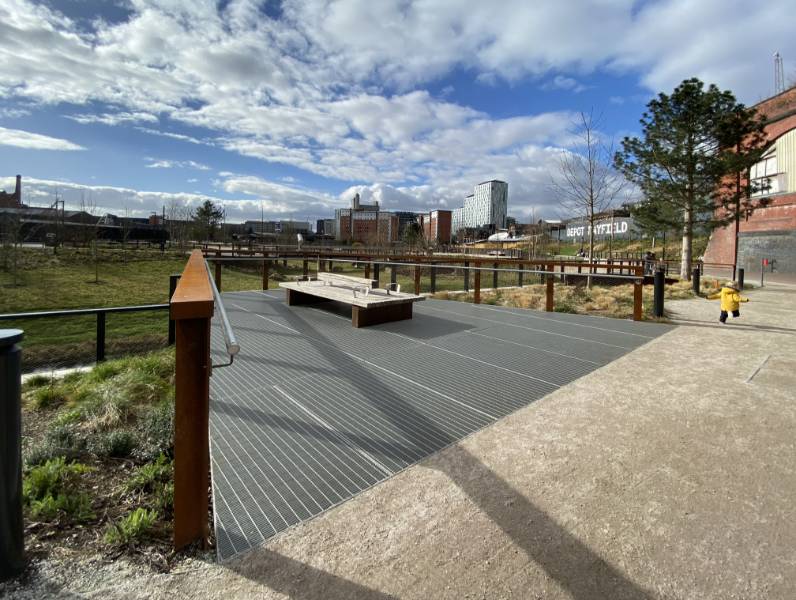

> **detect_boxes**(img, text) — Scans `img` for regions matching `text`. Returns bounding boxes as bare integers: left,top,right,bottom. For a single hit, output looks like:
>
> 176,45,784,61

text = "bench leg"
286,288,326,306
352,303,413,328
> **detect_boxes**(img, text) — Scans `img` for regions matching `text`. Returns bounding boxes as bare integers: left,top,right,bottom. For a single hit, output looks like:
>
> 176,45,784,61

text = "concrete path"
77,284,796,599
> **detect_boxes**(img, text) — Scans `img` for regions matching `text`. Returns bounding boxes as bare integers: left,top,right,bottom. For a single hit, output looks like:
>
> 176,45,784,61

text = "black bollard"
737,268,745,291
692,267,700,295
1,329,25,581
653,269,665,318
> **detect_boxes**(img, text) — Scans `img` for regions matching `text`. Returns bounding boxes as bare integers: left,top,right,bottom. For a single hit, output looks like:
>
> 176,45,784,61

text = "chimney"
14,174,21,201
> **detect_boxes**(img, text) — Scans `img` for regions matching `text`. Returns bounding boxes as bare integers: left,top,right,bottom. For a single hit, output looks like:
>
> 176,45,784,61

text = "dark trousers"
719,309,740,323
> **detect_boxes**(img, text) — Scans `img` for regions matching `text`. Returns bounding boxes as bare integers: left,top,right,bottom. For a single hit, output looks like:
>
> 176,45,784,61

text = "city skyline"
1,1,794,223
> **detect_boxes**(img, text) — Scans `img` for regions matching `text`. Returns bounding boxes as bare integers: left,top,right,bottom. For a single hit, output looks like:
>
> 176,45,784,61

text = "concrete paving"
86,284,796,599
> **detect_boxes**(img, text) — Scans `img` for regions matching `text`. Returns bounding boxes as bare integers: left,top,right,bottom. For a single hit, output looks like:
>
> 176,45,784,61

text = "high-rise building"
464,180,507,230
451,207,465,235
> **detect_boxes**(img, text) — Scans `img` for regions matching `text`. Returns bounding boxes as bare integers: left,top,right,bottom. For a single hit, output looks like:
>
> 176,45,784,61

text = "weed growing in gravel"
104,508,159,546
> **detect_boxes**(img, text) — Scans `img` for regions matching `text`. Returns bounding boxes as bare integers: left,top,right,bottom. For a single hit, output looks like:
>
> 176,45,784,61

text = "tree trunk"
680,206,692,280
587,216,595,288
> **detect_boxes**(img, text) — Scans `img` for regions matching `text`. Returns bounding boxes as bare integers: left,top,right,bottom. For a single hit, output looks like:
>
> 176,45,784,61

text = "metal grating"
209,291,671,560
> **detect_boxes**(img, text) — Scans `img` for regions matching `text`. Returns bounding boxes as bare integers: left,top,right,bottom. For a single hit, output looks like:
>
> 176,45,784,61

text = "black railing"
0,304,170,366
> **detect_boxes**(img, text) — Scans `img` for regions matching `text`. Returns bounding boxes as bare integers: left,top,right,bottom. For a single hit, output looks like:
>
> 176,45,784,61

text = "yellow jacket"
707,287,749,311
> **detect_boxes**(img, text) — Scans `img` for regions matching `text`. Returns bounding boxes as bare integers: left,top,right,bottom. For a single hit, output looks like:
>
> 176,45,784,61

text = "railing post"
463,261,469,292
692,267,700,295
390,263,397,286
430,263,437,293
474,262,481,304
302,259,309,280
413,265,421,295
364,261,371,280
653,268,664,318
518,263,524,287
214,259,221,292
0,329,25,581
373,263,380,287
492,262,498,290
545,265,554,312
738,268,745,291
96,311,106,363
171,250,214,552
633,267,644,321
262,259,269,290
169,274,181,345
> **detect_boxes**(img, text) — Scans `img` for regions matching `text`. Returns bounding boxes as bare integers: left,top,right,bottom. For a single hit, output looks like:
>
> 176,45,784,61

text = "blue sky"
1,0,794,224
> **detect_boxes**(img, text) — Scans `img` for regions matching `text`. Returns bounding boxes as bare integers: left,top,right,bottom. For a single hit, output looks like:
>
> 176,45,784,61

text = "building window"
750,148,784,196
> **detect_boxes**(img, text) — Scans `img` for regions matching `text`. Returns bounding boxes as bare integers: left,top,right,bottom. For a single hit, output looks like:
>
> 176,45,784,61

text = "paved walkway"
68,284,796,599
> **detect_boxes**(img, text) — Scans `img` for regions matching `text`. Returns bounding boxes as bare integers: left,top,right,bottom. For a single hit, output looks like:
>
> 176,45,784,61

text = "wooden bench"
279,272,424,327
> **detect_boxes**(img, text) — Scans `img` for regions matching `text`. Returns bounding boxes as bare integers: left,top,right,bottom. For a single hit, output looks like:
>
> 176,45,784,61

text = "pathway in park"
55,283,796,599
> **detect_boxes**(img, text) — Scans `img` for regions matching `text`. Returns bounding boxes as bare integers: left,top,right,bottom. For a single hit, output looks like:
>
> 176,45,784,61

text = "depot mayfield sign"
564,217,635,240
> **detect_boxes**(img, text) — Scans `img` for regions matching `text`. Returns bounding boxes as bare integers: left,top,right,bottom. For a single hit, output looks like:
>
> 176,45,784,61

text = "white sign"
566,219,629,239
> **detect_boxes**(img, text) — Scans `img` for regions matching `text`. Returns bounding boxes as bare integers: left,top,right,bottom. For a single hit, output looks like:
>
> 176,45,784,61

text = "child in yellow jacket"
707,281,749,323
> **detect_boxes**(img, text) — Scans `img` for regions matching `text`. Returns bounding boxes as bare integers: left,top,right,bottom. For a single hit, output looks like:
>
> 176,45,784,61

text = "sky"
1,0,794,226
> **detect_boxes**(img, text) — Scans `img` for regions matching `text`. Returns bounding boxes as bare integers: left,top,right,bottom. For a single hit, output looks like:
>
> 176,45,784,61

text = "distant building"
450,180,508,241
243,219,310,235
316,218,336,237
418,209,452,244
393,211,419,237
0,175,23,208
335,193,398,244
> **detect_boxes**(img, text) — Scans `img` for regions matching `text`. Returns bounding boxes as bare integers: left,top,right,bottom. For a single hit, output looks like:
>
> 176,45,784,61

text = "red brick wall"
703,87,796,265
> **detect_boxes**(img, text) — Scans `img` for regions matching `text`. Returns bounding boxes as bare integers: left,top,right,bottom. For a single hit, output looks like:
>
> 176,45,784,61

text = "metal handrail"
204,260,240,365
0,304,169,320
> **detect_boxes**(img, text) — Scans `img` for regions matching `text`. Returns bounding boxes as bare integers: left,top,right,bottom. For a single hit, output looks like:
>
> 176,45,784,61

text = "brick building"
703,86,796,281
418,209,452,244
334,194,398,244
0,175,22,208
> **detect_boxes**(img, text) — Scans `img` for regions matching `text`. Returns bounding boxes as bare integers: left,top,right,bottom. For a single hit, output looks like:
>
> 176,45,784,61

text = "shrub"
23,374,51,390
104,508,159,546
126,453,172,493
554,302,578,314
132,401,174,462
31,385,69,410
97,430,136,458
23,458,94,522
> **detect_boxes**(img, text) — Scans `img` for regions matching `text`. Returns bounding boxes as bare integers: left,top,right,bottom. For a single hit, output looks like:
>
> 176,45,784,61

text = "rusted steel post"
546,265,554,312
413,265,421,294
518,263,524,287
492,262,498,290
463,261,469,291
364,261,371,280
430,263,437,293
262,260,269,290
474,262,481,304
302,259,309,280
214,260,221,292
390,263,397,285
373,263,380,287
633,267,643,321
171,250,214,552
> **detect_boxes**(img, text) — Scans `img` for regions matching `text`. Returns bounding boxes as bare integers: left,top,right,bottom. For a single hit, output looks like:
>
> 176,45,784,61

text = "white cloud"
542,75,588,93
145,159,211,170
66,111,158,125
134,127,206,145
0,174,340,222
0,126,85,150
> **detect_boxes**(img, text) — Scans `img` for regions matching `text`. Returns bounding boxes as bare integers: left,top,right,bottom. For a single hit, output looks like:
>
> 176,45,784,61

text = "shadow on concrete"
668,317,795,335
217,293,655,599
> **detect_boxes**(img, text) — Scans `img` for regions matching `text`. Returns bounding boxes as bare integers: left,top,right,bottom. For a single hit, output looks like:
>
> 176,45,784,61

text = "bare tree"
551,111,626,286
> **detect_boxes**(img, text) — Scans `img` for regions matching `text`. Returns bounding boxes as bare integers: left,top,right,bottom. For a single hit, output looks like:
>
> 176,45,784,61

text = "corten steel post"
633,266,644,321
692,267,701,295
96,312,106,363
430,263,437,293
390,264,397,286
373,263,380,287
463,261,469,292
214,260,221,292
413,266,421,295
302,259,309,280
0,329,25,581
545,265,554,312
262,260,269,290
518,264,523,287
364,261,371,280
474,262,481,304
171,250,214,551
492,263,498,290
